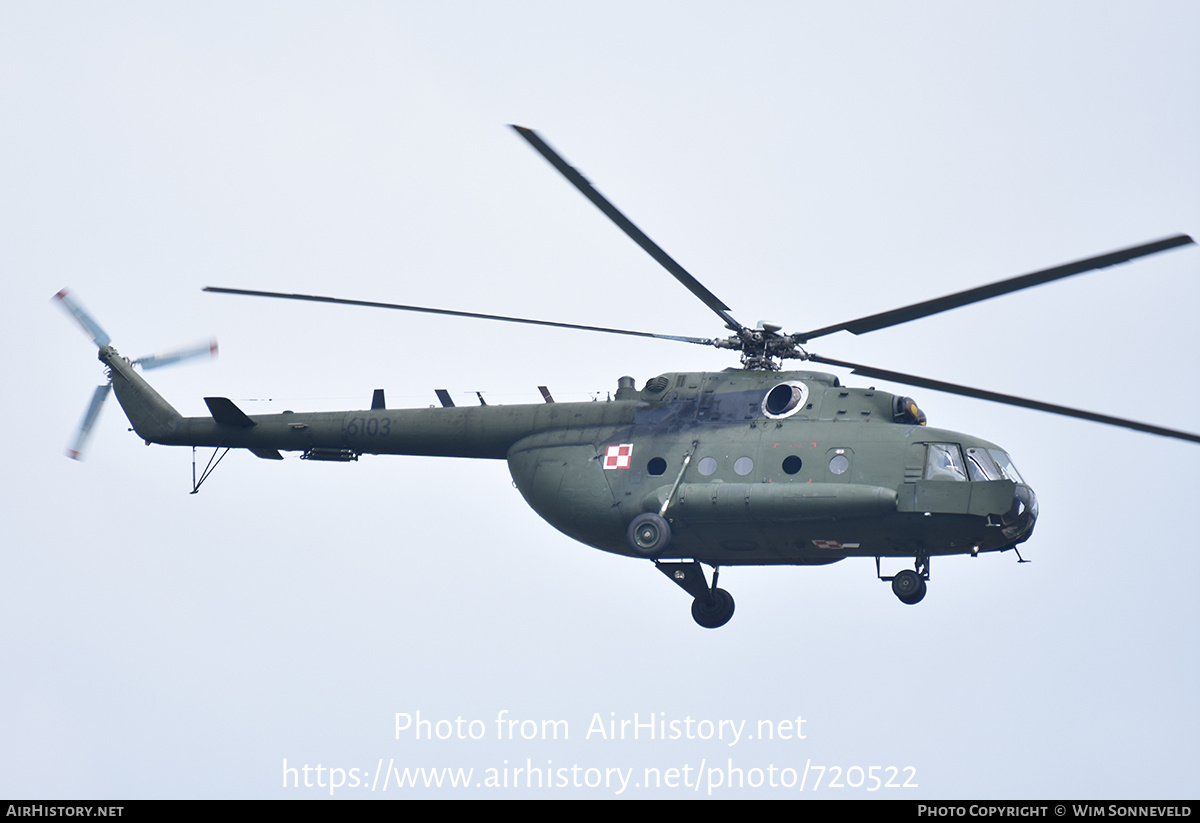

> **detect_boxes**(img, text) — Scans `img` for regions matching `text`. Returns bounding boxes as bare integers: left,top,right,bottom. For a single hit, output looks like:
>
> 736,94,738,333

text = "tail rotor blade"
65,383,112,460
53,289,112,348
134,339,219,371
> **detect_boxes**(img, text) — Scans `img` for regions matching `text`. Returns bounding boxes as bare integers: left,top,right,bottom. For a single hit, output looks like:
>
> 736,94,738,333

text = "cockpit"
923,442,1038,545
925,443,1025,484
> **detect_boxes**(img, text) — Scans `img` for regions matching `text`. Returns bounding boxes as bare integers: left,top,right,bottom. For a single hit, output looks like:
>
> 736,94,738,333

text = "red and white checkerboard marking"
603,444,633,470
810,540,860,550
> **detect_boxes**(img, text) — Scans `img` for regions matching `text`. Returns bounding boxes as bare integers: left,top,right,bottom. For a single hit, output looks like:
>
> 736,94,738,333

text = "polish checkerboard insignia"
603,444,633,469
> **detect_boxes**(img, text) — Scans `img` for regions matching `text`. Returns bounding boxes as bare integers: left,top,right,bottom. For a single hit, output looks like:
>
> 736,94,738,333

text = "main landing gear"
878,555,929,605
628,514,734,628
655,560,735,629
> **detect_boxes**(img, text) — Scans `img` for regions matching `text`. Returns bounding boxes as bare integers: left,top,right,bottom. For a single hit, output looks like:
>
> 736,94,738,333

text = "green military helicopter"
57,126,1198,628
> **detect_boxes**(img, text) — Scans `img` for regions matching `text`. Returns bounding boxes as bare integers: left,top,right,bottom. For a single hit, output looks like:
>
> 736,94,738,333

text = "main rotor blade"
808,354,1200,444
797,235,1195,342
66,383,111,460
203,287,713,345
510,125,745,333
53,289,112,348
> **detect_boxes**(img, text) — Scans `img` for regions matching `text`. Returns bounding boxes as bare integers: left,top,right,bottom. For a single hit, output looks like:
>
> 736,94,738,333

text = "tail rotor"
53,289,216,460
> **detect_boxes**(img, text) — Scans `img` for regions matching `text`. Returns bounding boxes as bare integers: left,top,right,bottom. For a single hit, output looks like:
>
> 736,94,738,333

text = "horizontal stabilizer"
204,397,255,428
250,448,284,460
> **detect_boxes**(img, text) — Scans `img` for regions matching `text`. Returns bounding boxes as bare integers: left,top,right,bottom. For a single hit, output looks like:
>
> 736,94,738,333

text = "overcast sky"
2,1,1198,798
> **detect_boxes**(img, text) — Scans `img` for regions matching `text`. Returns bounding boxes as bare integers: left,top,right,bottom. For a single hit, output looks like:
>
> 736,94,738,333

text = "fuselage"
102,346,1037,566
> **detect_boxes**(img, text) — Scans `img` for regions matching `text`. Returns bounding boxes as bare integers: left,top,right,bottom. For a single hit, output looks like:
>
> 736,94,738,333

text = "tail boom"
99,345,639,460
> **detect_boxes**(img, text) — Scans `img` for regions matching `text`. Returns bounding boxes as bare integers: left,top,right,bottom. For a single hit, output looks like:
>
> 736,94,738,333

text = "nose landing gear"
891,569,927,604
878,555,929,605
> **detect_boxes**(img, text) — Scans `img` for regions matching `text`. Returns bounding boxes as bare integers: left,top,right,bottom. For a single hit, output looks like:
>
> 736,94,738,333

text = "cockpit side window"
925,443,968,482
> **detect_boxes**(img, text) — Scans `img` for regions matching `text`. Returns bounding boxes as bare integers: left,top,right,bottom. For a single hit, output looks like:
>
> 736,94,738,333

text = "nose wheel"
656,560,736,628
891,569,927,604
879,556,929,605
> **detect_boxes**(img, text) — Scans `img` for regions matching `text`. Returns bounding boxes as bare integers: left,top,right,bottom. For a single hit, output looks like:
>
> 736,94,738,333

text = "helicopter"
57,125,1198,629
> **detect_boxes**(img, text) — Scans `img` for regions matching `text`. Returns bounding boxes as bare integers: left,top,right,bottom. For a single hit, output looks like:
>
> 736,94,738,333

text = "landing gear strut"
878,555,929,605
655,560,735,628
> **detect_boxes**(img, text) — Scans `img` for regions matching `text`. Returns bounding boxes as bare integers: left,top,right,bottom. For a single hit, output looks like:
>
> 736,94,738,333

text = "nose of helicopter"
1001,484,1038,543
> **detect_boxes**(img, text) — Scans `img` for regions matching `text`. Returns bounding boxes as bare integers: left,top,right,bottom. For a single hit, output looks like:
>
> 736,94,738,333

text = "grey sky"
2,2,1197,798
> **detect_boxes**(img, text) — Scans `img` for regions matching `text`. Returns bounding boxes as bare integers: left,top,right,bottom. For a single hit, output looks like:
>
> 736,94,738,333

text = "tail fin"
100,346,184,443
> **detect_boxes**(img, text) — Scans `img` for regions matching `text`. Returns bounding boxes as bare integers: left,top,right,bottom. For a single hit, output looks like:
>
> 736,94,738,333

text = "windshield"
929,444,1026,484
965,447,1002,481
987,449,1026,484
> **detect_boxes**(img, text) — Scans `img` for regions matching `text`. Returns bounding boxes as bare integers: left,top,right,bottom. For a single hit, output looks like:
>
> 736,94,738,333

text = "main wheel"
627,512,671,558
691,587,735,629
892,570,927,605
